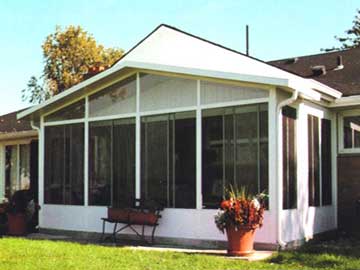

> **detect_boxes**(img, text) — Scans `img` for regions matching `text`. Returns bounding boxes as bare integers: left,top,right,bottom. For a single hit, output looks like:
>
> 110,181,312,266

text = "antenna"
246,25,249,56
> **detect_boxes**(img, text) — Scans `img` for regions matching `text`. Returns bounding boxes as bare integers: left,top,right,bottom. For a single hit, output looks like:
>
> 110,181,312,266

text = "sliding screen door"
141,112,196,208
89,118,135,207
202,104,268,208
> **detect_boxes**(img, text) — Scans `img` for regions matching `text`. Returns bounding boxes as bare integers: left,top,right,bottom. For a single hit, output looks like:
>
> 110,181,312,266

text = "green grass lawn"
0,237,359,270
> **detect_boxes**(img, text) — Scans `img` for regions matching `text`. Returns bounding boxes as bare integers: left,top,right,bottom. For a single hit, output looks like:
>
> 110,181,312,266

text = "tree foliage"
22,25,123,104
324,9,360,51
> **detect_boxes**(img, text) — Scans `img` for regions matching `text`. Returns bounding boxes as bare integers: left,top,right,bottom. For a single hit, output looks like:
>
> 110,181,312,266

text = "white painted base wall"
40,206,277,244
281,206,336,243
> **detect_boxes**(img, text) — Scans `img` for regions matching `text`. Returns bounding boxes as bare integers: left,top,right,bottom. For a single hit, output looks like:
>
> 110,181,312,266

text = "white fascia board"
329,95,360,108
287,78,322,101
307,79,342,99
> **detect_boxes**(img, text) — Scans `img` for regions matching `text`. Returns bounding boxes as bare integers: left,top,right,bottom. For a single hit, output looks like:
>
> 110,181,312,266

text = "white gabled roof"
18,24,342,120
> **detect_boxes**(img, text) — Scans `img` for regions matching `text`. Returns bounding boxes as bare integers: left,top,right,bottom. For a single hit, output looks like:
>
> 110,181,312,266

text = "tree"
22,25,124,104
324,9,360,51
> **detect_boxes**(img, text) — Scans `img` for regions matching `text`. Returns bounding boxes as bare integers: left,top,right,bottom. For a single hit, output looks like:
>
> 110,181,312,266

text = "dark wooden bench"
101,199,163,244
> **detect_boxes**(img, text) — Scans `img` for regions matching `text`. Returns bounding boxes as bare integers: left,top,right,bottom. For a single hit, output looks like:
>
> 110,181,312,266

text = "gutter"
275,89,299,249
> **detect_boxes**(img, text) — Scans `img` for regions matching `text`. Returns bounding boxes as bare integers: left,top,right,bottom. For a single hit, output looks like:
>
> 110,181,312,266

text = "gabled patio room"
36,71,274,245
18,25,339,248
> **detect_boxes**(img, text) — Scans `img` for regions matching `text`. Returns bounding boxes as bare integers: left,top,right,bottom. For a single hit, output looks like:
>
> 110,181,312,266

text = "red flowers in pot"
215,186,266,256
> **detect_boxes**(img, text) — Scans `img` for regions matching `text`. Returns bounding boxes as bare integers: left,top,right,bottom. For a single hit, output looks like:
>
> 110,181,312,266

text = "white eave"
329,95,360,108
0,130,38,141
18,24,342,119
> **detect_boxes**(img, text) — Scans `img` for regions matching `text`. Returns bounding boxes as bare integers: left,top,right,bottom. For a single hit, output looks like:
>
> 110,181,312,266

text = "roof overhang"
0,130,38,141
18,60,342,120
329,95,360,108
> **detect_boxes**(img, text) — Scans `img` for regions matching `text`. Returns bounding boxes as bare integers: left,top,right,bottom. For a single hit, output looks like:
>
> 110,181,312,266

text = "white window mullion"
16,144,20,190
84,96,89,206
196,80,202,209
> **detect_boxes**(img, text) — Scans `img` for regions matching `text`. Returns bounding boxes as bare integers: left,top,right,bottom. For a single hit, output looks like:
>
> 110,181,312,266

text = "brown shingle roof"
269,48,360,97
0,108,33,134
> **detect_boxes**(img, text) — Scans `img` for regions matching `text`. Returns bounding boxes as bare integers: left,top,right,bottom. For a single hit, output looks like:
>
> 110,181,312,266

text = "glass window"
343,115,360,149
89,75,136,117
89,121,112,205
44,124,84,205
282,106,297,209
308,115,333,207
19,144,31,190
321,119,332,206
200,80,269,105
5,144,31,199
202,104,268,209
140,73,197,112
89,118,135,207
5,145,18,198
44,99,85,122
141,111,196,208
308,115,320,207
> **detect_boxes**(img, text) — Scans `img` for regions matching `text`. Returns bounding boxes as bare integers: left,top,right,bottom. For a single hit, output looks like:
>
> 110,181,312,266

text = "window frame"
307,113,333,208
282,106,297,210
338,109,360,154
4,142,33,199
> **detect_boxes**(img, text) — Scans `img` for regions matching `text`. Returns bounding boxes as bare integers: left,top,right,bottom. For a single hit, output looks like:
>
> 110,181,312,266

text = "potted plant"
214,186,266,256
6,190,40,236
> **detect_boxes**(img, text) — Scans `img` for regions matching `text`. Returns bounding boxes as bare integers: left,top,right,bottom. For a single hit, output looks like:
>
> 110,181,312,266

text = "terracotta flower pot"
7,213,27,236
226,225,255,256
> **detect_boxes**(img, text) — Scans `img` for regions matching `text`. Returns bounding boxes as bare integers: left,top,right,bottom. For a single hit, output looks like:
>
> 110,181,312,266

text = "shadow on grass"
269,238,360,269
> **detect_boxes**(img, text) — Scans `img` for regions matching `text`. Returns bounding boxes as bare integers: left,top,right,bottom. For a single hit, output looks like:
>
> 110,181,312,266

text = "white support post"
84,96,89,206
38,116,45,227
135,73,141,200
268,87,278,214
196,80,202,209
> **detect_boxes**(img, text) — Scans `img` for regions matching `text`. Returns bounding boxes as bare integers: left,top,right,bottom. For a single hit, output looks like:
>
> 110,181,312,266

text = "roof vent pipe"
246,25,249,56
334,55,344,71
286,57,299,64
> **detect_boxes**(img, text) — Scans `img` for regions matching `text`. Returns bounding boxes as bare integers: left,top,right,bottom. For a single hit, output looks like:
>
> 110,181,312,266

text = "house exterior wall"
333,106,360,233
279,98,337,243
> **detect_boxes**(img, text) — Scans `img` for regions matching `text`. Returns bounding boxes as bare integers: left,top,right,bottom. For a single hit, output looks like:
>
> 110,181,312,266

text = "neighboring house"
270,48,360,233
10,24,357,249
0,109,38,202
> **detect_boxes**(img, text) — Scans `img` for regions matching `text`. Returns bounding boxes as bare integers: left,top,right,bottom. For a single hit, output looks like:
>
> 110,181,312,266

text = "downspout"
30,120,40,133
276,89,299,249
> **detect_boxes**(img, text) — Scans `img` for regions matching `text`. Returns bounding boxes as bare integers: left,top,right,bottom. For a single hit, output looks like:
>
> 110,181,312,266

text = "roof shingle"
269,48,360,97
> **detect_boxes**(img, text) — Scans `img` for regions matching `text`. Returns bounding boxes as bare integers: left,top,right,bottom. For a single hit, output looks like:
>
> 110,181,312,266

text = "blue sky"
1,0,358,115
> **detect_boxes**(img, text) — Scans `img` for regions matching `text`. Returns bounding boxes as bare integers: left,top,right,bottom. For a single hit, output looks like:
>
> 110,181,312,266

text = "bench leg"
100,220,106,242
151,226,157,245
112,222,118,243
141,225,145,241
